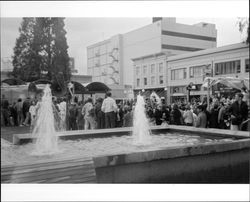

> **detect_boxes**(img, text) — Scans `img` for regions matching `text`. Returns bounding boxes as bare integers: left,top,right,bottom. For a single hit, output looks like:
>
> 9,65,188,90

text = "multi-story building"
87,18,217,99
166,42,249,103
69,57,78,74
132,42,249,104
132,52,167,100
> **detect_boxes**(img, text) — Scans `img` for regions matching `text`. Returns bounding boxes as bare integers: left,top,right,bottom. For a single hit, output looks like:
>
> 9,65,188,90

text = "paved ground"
1,126,30,142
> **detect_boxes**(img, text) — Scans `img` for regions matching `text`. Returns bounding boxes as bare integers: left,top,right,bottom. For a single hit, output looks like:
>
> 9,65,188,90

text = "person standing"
170,104,182,125
195,105,207,128
68,102,78,130
101,92,117,128
76,101,84,130
228,93,248,131
218,102,226,129
209,103,219,128
183,105,194,126
15,98,24,126
82,98,95,130
23,97,31,126
123,106,133,127
29,100,37,132
58,98,67,131
95,98,105,129
116,103,124,128
154,105,163,125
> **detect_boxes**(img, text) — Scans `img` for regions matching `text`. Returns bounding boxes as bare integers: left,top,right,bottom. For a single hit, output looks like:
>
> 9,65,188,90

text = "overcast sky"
1,17,247,75
1,1,249,75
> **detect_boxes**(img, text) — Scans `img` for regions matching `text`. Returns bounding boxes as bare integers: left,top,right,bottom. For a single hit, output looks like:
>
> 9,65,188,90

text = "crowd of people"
1,90,249,132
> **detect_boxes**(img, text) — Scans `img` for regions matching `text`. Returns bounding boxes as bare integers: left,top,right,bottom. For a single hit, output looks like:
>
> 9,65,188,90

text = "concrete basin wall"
93,138,250,183
94,148,249,183
11,125,250,183
12,125,249,145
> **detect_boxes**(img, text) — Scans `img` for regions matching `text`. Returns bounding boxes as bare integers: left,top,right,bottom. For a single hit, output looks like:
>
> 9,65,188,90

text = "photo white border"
1,1,249,201
1,1,249,18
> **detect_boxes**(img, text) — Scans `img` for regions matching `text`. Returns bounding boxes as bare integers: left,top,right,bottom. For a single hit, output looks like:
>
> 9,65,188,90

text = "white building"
166,42,249,103
132,42,249,104
87,18,217,99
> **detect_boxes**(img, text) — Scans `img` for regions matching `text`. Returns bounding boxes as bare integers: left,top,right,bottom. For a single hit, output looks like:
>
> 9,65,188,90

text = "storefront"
134,87,167,104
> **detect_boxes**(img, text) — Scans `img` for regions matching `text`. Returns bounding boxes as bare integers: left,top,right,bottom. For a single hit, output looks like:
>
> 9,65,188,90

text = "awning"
71,81,87,94
85,82,110,93
33,79,52,85
1,78,26,86
172,93,185,97
202,77,249,90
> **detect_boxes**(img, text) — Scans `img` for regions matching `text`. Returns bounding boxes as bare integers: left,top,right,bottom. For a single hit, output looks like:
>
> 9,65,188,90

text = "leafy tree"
12,17,71,83
51,18,71,82
12,18,38,81
237,18,249,44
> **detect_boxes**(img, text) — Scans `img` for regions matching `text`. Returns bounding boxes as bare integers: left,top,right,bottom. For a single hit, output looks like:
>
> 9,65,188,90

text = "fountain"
1,87,250,183
132,94,151,146
150,91,162,106
31,84,59,155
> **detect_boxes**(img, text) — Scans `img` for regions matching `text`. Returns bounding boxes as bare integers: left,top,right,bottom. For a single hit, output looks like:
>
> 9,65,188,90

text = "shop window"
159,63,163,73
151,76,155,85
151,64,155,74
215,60,241,75
136,79,140,87
136,66,140,75
190,65,204,78
159,75,164,84
143,65,147,75
171,68,187,80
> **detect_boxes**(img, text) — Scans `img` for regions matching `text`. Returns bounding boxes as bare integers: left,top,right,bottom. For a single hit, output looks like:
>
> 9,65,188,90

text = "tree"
12,18,39,81
237,18,249,44
33,17,71,82
12,17,71,83
51,18,71,82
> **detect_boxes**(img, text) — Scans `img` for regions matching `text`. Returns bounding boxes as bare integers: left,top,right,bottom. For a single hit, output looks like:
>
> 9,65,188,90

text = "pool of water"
1,132,234,165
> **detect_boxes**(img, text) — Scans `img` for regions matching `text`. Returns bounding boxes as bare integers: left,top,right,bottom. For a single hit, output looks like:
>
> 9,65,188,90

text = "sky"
1,17,248,75
1,1,249,75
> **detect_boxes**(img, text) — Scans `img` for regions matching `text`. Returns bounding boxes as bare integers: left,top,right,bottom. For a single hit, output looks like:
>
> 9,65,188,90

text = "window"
151,64,155,74
159,75,164,84
236,60,241,73
159,63,163,73
171,68,187,80
190,65,205,78
143,65,147,75
151,76,155,85
144,78,147,85
215,60,241,75
170,86,187,94
136,66,140,75
136,79,140,87
246,59,249,72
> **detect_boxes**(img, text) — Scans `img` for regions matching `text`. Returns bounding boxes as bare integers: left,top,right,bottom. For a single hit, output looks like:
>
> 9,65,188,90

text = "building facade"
132,53,167,100
132,42,249,104
69,57,78,74
167,43,249,103
87,18,217,99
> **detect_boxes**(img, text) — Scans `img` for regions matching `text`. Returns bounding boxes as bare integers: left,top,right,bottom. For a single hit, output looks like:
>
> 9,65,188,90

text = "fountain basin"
2,126,250,183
